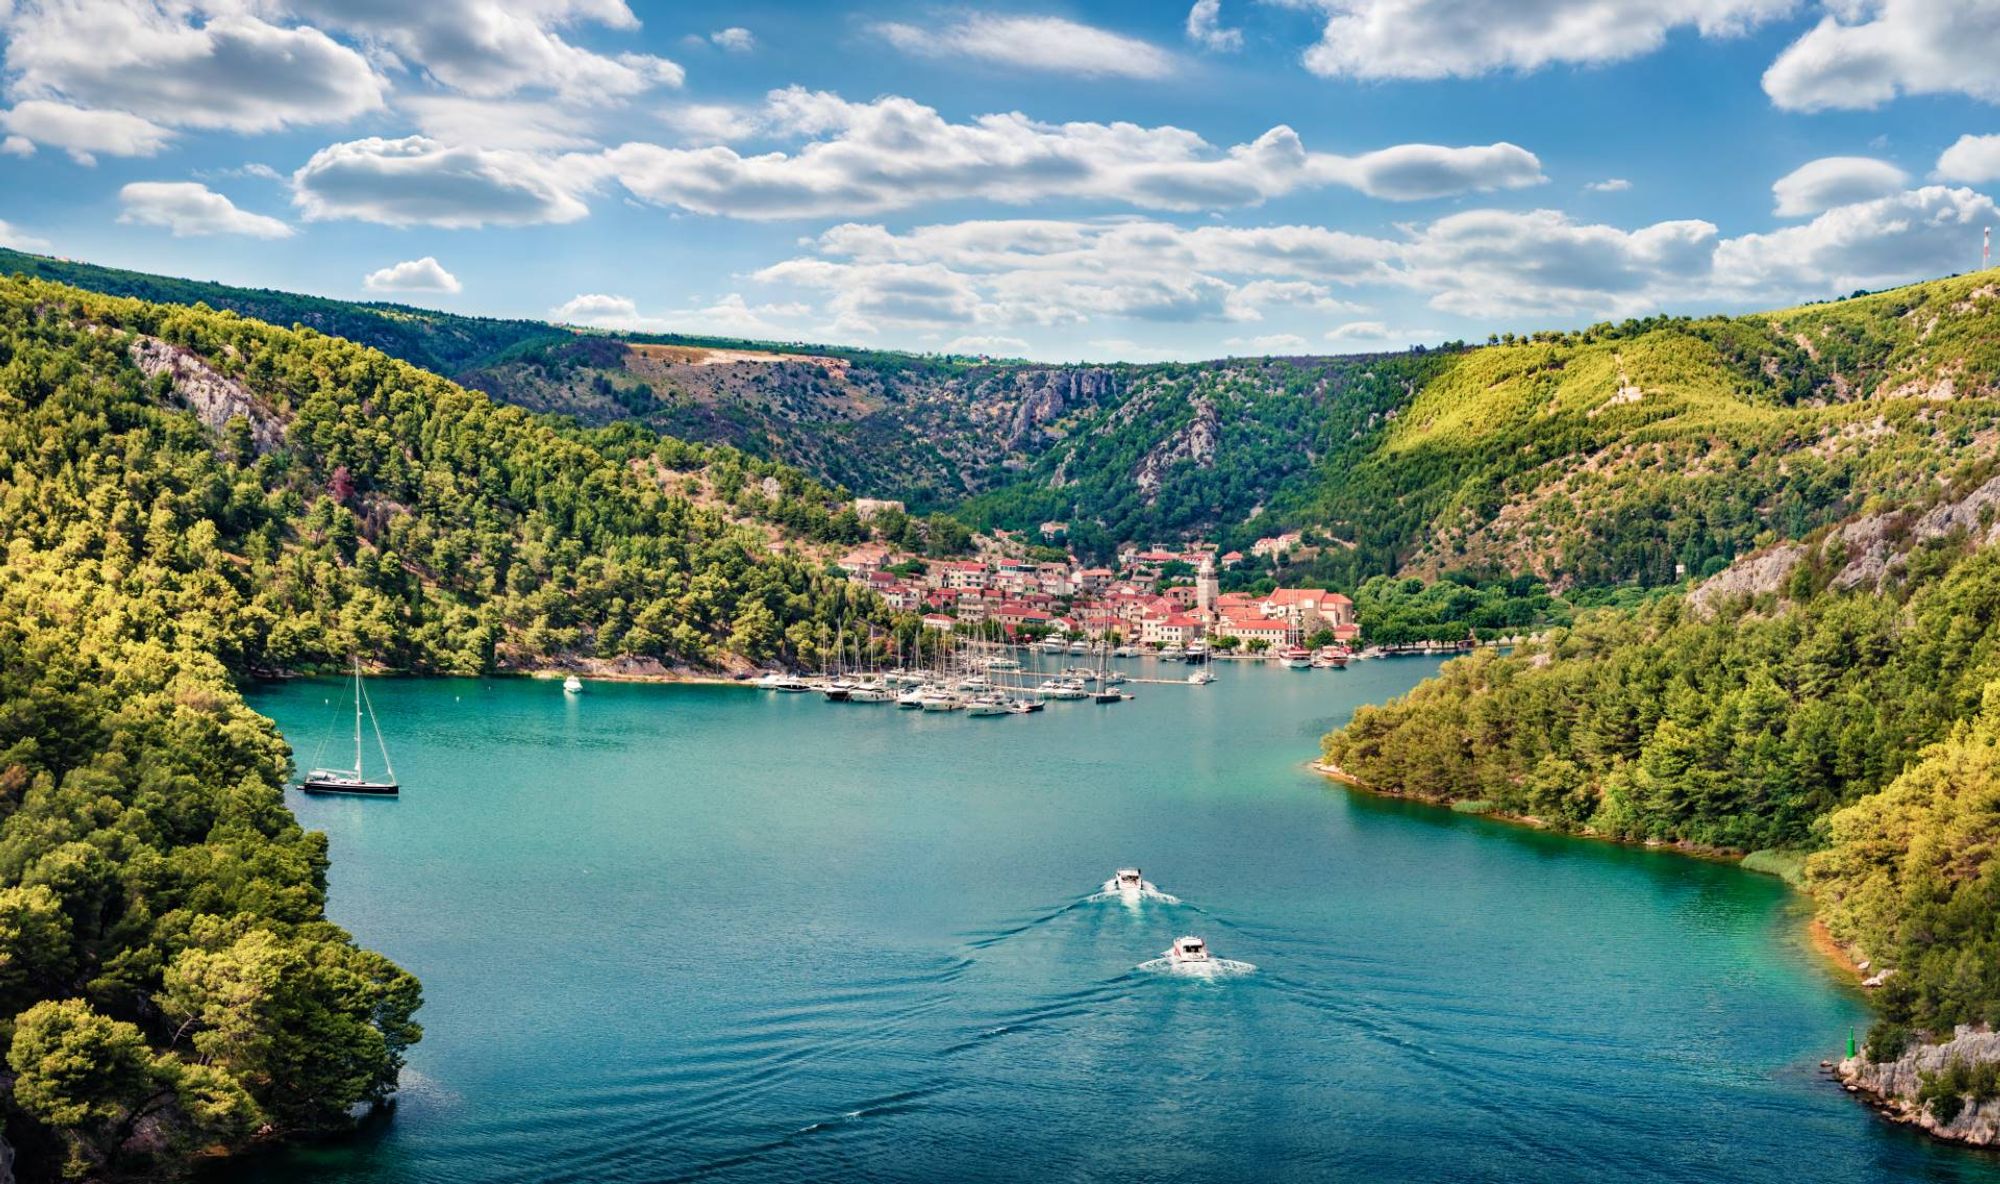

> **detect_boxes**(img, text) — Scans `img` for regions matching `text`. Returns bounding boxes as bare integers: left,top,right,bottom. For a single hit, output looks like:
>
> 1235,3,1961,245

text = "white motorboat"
896,687,927,708
1068,639,1089,654
846,681,893,703
771,675,813,692
1159,644,1185,659
965,695,1010,717
1006,699,1043,714
983,656,1021,671
1107,867,1152,896
563,674,584,694
919,690,963,712
955,675,993,693
821,678,857,702
1165,935,1212,965
1114,645,1139,658
1038,678,1089,700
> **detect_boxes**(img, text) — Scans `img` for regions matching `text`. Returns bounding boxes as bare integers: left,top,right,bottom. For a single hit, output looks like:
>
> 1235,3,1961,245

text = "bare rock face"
1133,396,1220,500
1840,1026,2000,1145
998,368,1118,451
129,335,284,454
1686,542,1807,615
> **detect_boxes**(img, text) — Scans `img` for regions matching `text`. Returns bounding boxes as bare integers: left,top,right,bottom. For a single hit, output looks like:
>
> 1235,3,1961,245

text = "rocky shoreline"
1831,1027,2000,1146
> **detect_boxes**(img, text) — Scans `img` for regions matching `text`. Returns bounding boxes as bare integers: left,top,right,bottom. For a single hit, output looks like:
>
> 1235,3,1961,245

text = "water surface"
234,656,2000,1184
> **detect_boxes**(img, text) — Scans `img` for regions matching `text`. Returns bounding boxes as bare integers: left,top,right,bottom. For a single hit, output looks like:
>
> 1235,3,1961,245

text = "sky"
0,1,1997,362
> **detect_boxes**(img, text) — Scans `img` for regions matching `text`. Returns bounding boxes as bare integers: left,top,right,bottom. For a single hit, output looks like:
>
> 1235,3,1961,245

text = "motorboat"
1038,678,1089,700
846,681,893,703
965,695,1010,717
563,674,584,695
1036,637,1068,652
1067,639,1090,654
770,674,813,692
1159,644,1185,659
1092,688,1127,704
1113,645,1139,658
896,687,927,708
821,678,857,702
955,675,994,693
1184,641,1210,661
1164,936,1212,965
983,656,1021,671
1110,867,1148,895
919,689,963,712
1007,698,1044,714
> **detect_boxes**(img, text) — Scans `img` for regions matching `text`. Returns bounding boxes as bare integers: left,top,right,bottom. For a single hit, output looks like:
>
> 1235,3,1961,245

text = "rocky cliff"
1838,1027,2000,1146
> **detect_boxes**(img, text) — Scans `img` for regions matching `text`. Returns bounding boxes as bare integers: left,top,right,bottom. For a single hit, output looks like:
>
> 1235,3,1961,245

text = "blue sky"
1,0,1997,361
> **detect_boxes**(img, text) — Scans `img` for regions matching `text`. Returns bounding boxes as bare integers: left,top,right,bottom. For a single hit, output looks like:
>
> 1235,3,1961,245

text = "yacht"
1092,687,1127,704
955,675,994,693
1159,644,1185,659
846,680,893,703
563,674,584,695
983,656,1021,672
1067,639,1090,654
771,674,814,692
1110,867,1148,895
1007,698,1045,714
821,678,857,702
1038,677,1089,700
1184,641,1210,662
1312,646,1351,669
896,687,928,708
919,689,963,712
1164,936,1212,965
1277,645,1313,669
1113,645,1139,658
965,695,1010,717
302,657,400,797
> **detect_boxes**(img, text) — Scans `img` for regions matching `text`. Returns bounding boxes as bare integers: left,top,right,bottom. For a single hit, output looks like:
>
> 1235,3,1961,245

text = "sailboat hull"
301,777,400,797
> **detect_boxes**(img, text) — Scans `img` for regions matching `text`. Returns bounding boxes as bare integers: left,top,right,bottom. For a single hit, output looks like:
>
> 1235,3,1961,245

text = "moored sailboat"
302,657,400,797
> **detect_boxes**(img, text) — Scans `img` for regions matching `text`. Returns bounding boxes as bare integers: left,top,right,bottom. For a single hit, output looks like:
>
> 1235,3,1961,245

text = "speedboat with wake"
1165,935,1211,965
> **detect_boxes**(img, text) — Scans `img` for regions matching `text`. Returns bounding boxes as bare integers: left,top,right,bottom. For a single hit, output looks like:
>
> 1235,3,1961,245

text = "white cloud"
1,136,33,157
873,14,1179,79
0,219,50,250
1771,156,1909,216
710,27,755,52
1187,0,1243,51
1,3,385,133
1296,0,1794,80
595,88,1543,220
1224,333,1310,353
291,136,591,228
1323,321,1446,348
657,103,762,144
1936,134,2000,185
288,0,682,103
1398,207,1720,317
943,334,1031,355
550,291,810,338
1712,185,1998,295
0,100,172,164
1586,177,1632,192
118,181,293,238
363,256,462,293
400,95,599,151
1764,0,2000,111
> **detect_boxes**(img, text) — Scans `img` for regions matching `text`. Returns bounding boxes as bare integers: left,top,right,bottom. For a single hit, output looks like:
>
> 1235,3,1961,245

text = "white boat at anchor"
919,689,964,712
965,695,1010,717
1038,678,1089,700
563,674,584,694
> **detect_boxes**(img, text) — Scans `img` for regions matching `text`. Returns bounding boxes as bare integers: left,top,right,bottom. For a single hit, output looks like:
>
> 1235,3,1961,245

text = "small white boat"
1068,640,1089,654
1114,645,1139,658
1036,638,1068,652
896,688,927,708
955,675,993,693
1165,935,1212,965
846,681,893,703
1038,678,1089,700
1006,699,1043,714
983,656,1021,671
821,678,857,702
1187,668,1215,685
919,690,963,712
563,675,584,695
965,695,1009,717
771,675,813,693
1159,644,1185,659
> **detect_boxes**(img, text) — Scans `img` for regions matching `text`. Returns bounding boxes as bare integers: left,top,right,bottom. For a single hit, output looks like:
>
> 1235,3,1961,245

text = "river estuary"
231,655,2000,1184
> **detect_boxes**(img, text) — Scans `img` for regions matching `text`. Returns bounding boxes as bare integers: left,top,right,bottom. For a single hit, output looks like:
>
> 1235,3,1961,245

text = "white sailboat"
302,657,399,797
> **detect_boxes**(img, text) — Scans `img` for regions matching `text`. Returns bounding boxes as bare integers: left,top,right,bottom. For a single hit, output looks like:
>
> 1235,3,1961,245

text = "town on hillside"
834,511,1397,658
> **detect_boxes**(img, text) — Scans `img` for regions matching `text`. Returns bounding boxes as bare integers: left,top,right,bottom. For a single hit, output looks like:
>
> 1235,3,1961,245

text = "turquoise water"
233,656,2000,1184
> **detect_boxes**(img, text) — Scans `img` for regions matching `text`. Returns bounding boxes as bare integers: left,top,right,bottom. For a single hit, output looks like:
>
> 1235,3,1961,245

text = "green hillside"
0,274,903,1176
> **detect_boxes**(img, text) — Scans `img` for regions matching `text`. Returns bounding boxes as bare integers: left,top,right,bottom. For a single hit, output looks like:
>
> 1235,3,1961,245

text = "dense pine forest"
0,275,899,1177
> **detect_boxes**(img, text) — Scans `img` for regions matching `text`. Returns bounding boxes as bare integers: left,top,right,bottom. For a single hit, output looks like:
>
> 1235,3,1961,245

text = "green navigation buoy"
1846,1026,1857,1059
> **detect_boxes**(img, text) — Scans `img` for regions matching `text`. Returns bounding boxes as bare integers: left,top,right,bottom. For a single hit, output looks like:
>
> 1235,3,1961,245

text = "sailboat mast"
352,655,363,775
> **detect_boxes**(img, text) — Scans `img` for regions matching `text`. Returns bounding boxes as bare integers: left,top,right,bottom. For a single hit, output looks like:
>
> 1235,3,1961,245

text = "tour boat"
1164,936,1212,965
563,674,584,694
301,657,400,797
1277,645,1313,669
1312,646,1350,669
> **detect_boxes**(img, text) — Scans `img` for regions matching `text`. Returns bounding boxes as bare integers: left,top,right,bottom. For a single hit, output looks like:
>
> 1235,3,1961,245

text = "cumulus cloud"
0,100,172,163
1224,333,1310,353
1936,134,2000,185
1398,207,1721,317
1186,0,1243,51
400,95,600,151
0,219,50,250
1771,156,1909,216
550,291,810,338
710,27,755,52
872,14,1179,79
291,136,591,228
118,181,293,238
1586,177,1632,192
1295,0,1793,80
1712,185,1997,295
363,256,462,293
594,88,1543,220
288,0,682,102
1764,0,2000,111
657,103,763,144
1,2,385,133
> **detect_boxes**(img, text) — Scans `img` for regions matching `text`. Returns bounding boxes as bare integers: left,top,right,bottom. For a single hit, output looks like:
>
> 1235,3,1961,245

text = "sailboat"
302,657,400,797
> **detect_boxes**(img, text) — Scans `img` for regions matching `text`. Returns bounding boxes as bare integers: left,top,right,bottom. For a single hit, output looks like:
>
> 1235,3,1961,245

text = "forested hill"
0,274,905,1177
1320,462,2000,1103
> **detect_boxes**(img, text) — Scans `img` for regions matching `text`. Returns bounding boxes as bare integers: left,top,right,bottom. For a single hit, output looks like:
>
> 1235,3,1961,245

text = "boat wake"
1087,879,1180,905
1136,957,1256,977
